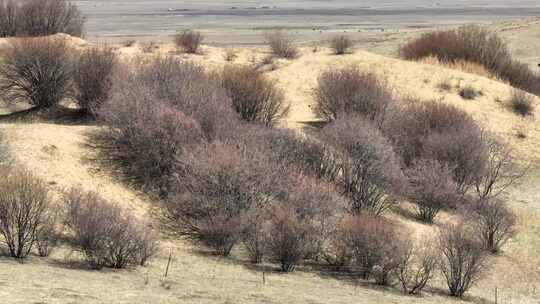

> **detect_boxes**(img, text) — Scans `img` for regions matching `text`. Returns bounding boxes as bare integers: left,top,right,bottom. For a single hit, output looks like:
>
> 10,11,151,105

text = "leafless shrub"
35,205,61,257
405,159,458,222
459,85,482,100
474,138,524,200
437,79,453,92
0,37,74,108
265,30,298,59
174,30,203,54
399,25,540,95
74,46,117,116
322,116,404,215
438,224,487,297
123,39,136,47
65,188,158,269
165,143,286,256
0,167,50,259
314,67,394,122
0,0,17,37
327,215,408,283
509,89,535,116
468,199,516,254
396,242,438,295
330,35,353,55
241,208,267,263
222,65,289,127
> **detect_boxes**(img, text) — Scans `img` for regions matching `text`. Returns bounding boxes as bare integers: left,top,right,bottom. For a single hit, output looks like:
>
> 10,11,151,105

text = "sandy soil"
0,19,539,303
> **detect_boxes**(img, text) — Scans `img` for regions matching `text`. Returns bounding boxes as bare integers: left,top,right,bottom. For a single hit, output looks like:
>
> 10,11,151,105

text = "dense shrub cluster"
0,0,84,37
222,65,289,127
509,89,535,116
399,25,540,95
174,30,204,54
0,37,74,109
314,67,394,122
97,57,237,194
66,188,158,269
265,30,298,59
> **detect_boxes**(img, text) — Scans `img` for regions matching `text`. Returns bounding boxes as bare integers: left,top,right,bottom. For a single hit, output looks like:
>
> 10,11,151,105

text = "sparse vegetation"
396,242,438,295
468,199,516,253
175,30,203,54
330,35,353,55
314,67,394,122
0,37,74,109
459,85,482,100
74,46,117,116
222,65,289,127
265,30,298,59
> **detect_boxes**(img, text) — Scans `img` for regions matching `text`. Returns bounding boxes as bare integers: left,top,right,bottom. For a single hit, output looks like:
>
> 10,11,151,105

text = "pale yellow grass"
0,38,539,303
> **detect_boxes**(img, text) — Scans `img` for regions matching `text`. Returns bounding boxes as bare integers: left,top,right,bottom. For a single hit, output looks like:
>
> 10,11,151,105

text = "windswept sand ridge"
0,34,539,303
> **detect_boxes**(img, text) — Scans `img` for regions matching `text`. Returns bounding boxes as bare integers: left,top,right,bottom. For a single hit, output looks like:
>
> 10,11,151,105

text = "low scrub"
0,167,52,259
326,215,409,284
396,242,438,295
0,0,84,37
399,25,540,95
458,85,482,100
0,37,74,109
74,46,117,116
175,30,203,54
265,30,298,59
66,188,158,269
509,89,535,116
330,35,353,55
468,199,516,254
314,67,394,122
222,65,289,127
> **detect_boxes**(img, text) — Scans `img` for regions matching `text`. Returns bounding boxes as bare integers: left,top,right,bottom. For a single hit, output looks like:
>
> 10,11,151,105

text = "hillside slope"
0,38,539,304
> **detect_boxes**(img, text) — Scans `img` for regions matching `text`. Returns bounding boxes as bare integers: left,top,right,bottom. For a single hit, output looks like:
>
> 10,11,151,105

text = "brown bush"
405,159,458,222
74,46,117,116
0,0,17,37
265,30,298,59
0,37,74,108
0,167,51,259
438,224,487,297
0,0,84,37
327,215,408,283
265,206,316,272
396,242,438,295
174,30,203,54
241,208,267,264
509,89,535,116
65,188,158,269
322,116,404,215
458,85,482,100
314,67,394,122
222,65,289,127
117,56,237,141
468,199,516,254
399,25,540,95
165,143,288,256
330,35,353,55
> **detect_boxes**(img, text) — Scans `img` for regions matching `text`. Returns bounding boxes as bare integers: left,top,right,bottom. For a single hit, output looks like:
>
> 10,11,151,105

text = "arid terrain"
0,15,539,303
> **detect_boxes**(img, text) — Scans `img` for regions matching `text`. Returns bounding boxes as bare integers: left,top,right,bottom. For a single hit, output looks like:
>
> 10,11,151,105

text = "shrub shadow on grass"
0,106,94,126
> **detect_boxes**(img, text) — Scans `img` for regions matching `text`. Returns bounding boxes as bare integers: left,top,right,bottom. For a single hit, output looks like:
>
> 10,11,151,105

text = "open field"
0,15,540,302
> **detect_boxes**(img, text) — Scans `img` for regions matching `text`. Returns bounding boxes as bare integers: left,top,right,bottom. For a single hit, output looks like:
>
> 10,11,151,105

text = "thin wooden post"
164,248,173,277
262,271,266,285
495,286,498,304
